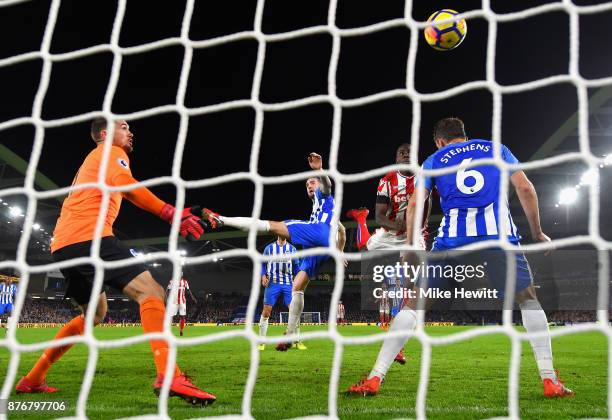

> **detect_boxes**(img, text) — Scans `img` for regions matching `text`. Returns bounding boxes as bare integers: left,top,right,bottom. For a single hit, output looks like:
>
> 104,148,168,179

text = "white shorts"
366,228,426,251
170,302,187,316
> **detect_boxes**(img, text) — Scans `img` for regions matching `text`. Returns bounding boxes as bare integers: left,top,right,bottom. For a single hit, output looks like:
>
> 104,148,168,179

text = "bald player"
16,118,216,406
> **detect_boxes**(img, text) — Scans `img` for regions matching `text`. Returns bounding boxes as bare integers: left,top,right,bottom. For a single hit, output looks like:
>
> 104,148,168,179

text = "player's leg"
259,280,279,350
487,248,573,398
196,207,288,237
17,291,107,393
122,271,216,404
4,305,12,331
286,271,309,336
123,271,179,377
277,264,311,351
200,206,331,250
102,235,210,398
258,304,272,350
348,297,419,395
169,303,179,335
179,303,187,336
349,253,439,395
390,303,407,365
515,276,573,397
283,284,306,350
346,208,371,250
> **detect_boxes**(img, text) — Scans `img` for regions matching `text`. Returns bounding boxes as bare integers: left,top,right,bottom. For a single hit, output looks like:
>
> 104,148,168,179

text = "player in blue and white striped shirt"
197,153,347,351
258,237,302,350
0,278,17,330
350,117,573,398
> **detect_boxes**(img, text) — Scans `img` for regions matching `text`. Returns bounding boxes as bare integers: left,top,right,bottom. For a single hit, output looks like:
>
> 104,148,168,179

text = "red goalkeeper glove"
159,204,207,241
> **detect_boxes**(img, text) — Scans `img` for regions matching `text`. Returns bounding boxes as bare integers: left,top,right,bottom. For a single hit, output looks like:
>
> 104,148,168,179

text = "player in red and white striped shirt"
347,143,430,366
167,276,197,336
346,143,430,251
337,301,345,325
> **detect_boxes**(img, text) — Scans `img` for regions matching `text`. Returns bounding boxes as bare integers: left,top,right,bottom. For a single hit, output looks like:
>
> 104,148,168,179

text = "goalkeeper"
16,118,216,406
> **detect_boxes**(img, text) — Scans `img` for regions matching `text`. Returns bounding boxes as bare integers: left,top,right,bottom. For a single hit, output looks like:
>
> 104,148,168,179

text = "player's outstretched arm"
113,173,205,240
308,152,332,195
510,171,550,244
405,187,431,246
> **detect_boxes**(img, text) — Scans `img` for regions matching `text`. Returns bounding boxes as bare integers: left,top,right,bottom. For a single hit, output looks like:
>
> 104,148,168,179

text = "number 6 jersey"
420,139,520,241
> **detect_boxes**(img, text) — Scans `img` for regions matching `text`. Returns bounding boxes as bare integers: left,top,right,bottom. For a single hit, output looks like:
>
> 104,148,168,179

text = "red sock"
26,315,85,383
179,317,185,333
355,218,371,250
140,296,181,378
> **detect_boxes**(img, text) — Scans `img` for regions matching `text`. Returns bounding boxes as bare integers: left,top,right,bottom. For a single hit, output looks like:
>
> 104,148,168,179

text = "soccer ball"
424,9,467,51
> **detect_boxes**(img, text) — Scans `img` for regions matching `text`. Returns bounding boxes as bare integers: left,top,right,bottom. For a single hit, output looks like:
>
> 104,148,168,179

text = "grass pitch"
0,325,607,419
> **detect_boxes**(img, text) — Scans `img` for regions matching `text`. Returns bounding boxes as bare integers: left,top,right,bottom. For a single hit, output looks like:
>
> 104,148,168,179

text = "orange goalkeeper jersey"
51,144,132,252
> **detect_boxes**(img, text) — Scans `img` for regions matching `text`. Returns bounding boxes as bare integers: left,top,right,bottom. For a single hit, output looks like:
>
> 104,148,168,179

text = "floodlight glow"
9,206,21,218
559,187,578,205
580,169,598,186
32,223,41,230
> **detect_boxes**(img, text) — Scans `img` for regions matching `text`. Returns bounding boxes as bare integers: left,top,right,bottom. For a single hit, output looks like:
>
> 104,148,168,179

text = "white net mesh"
0,0,612,418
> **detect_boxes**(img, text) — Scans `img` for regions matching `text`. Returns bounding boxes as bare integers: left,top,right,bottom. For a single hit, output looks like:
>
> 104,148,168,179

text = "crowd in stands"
2,294,605,325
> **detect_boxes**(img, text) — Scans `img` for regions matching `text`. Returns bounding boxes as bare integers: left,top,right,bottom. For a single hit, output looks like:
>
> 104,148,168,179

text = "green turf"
0,325,607,419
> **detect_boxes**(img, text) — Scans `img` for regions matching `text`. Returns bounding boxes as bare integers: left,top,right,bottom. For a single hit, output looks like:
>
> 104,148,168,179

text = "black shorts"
52,236,147,305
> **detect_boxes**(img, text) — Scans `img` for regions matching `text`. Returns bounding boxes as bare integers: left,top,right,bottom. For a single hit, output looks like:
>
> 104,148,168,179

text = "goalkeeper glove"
159,204,207,241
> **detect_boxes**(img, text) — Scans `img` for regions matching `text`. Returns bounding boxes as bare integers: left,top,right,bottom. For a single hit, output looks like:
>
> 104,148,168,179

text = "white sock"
259,315,269,337
287,291,304,335
219,216,270,232
520,299,556,381
6,316,10,330
369,308,417,379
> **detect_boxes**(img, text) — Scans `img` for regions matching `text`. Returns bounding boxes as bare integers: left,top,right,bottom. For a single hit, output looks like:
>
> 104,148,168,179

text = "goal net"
280,311,322,325
1,0,611,418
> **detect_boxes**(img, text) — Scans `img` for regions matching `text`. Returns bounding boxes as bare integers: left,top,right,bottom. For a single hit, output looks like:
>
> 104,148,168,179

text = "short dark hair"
396,143,411,152
433,117,466,142
90,117,107,142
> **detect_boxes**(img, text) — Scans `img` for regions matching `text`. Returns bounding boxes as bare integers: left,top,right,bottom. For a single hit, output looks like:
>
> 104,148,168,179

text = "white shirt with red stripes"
167,278,190,305
376,171,429,239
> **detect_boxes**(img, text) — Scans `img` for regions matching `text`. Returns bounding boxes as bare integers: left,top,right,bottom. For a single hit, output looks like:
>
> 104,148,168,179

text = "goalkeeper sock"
287,291,304,335
520,299,556,381
369,308,417,380
219,216,270,232
140,296,181,379
26,315,85,383
259,315,269,337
